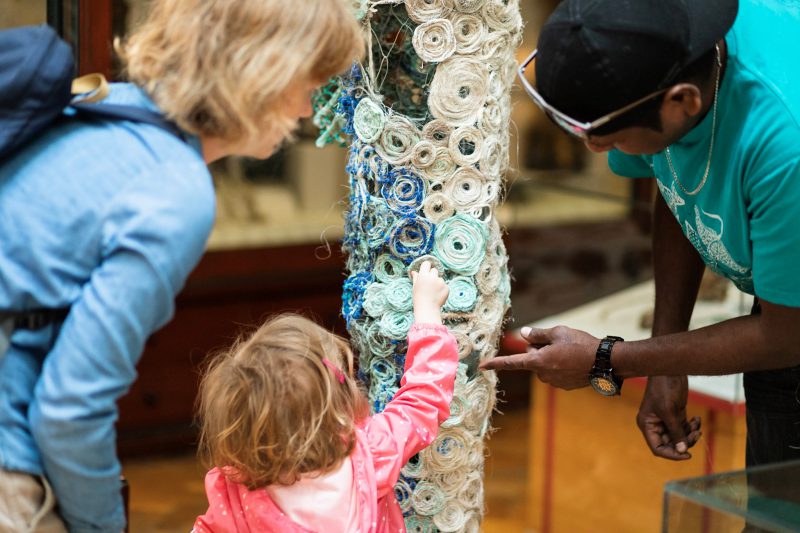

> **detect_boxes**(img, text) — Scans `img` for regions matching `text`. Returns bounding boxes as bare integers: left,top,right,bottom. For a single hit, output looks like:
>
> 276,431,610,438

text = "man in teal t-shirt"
483,0,800,467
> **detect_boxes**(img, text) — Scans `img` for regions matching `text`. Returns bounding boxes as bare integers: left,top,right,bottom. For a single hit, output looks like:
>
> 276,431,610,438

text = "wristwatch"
589,335,624,396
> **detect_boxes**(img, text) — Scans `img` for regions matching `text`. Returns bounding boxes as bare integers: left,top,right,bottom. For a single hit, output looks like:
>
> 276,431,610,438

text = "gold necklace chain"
665,44,722,197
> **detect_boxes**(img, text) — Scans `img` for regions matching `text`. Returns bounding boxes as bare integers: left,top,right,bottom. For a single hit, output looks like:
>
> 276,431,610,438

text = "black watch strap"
595,335,624,368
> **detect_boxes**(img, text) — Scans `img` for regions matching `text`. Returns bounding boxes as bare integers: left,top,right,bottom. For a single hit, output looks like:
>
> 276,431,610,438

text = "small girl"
193,261,458,533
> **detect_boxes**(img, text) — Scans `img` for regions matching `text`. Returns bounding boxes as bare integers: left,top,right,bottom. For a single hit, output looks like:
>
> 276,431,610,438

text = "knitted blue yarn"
395,475,416,514
337,91,359,138
342,271,374,327
381,167,427,215
388,216,436,264
370,383,398,413
339,63,363,135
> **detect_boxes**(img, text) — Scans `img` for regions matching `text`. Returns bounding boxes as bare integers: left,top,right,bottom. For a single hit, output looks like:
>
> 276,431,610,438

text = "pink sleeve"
361,323,459,497
193,469,247,533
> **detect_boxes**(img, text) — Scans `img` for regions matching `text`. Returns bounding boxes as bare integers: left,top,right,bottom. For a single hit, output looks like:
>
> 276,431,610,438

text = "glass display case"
664,459,800,533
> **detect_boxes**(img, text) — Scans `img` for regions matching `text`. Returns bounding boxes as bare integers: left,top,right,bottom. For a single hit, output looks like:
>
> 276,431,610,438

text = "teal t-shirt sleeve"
607,150,654,178
748,156,800,307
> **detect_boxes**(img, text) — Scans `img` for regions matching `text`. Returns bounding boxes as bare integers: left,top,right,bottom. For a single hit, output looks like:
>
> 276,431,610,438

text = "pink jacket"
193,323,459,533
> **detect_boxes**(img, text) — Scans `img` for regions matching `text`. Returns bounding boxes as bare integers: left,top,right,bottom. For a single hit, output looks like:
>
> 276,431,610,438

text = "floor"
121,408,530,533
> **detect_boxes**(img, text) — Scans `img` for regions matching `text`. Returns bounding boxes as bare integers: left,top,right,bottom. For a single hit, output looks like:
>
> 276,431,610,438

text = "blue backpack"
0,24,184,340
0,24,182,163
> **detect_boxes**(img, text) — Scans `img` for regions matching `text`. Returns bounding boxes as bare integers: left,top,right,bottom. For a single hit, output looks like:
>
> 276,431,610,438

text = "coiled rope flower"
433,213,487,275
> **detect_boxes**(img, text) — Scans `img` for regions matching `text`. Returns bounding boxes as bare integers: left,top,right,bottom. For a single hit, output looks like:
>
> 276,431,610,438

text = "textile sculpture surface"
313,1,522,530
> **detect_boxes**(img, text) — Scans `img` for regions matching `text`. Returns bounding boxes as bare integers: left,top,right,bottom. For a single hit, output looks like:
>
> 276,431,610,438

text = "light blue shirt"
0,83,215,532
609,0,800,307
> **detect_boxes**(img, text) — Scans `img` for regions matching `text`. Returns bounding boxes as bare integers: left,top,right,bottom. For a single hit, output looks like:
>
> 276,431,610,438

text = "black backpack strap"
0,308,70,330
70,102,186,141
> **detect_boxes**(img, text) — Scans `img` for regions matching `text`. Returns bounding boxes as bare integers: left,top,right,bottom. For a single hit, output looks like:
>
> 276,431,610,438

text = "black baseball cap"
534,0,739,123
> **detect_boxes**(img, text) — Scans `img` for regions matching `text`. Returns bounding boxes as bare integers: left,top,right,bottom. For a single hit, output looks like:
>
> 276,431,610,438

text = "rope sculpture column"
314,1,522,530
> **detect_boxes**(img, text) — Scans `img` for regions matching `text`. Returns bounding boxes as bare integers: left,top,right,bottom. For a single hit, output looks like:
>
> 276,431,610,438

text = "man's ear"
663,83,703,118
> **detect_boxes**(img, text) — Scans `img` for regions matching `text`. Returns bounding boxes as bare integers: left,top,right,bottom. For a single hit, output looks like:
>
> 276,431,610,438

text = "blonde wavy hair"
117,0,364,142
198,314,369,489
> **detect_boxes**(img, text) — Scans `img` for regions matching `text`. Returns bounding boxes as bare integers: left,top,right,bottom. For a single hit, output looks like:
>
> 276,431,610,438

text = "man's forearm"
615,309,800,376
650,192,705,337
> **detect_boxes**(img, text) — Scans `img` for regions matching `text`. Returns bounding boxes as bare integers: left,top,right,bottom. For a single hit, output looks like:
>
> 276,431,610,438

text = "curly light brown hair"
197,314,369,489
117,0,364,143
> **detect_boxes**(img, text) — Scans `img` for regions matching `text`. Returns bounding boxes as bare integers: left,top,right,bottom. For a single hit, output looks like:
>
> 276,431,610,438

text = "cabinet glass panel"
664,459,800,533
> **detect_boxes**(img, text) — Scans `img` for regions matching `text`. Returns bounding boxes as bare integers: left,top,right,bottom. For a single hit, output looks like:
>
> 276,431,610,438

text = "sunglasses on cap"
518,49,668,141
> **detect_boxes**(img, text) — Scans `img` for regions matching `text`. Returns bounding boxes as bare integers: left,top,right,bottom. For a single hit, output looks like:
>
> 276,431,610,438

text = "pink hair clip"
322,358,346,384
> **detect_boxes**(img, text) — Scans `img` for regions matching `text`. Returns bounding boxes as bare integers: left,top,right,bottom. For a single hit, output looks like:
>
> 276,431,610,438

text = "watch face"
590,375,619,396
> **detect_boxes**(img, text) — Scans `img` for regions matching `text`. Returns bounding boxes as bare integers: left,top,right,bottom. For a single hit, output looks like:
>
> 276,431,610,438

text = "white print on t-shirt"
657,180,754,293
685,207,754,293
657,180,686,214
